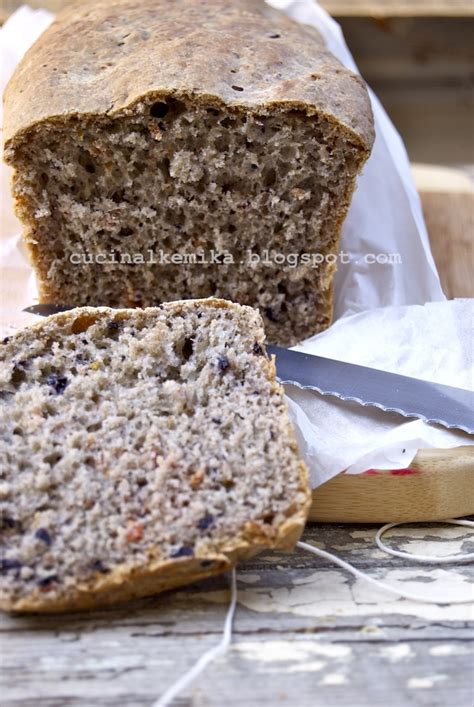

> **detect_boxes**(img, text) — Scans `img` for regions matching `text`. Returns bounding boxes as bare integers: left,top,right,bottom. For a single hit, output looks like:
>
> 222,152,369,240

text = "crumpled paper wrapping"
289,299,474,483
0,3,472,488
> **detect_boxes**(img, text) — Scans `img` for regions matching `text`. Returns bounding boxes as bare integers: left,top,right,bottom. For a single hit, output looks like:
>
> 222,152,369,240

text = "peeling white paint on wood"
233,639,352,662
350,525,473,553
236,574,261,584
407,675,448,689
285,661,328,674
232,639,352,674
374,526,474,559
1,523,472,706
332,544,387,559
232,567,474,622
319,672,348,685
380,644,414,662
39,653,171,672
429,643,473,656
389,537,472,558
349,529,379,540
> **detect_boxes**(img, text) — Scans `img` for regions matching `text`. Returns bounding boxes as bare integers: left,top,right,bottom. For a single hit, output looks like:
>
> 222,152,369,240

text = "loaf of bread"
0,299,309,612
3,0,374,345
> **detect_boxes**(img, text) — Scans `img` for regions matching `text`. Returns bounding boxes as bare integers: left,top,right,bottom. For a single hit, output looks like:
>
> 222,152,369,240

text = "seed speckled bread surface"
3,0,374,345
0,299,310,613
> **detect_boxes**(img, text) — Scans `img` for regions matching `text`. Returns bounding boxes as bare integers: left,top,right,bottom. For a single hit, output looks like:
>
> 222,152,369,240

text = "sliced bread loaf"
3,0,374,345
0,299,309,612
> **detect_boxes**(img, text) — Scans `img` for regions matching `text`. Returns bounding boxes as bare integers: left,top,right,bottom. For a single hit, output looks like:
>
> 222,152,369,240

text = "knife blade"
22,305,473,435
267,345,474,435
23,304,77,316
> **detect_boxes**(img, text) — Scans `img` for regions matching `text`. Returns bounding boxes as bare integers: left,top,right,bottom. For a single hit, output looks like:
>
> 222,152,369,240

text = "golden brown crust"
1,299,310,613
2,513,308,613
3,0,374,155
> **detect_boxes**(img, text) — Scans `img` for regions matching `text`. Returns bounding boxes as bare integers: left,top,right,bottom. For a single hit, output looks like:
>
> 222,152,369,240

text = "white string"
375,519,474,563
152,568,237,707
152,521,474,705
297,536,474,604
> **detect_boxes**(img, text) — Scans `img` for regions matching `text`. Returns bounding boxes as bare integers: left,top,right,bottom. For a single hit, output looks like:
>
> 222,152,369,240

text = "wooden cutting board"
310,446,474,522
311,165,474,523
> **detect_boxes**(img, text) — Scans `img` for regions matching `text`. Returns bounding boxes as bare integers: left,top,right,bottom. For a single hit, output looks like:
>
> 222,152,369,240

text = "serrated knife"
267,345,474,435
23,304,474,435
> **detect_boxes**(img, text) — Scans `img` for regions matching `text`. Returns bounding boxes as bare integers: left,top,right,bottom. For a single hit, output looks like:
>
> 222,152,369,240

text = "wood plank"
309,447,474,523
2,632,473,706
337,17,473,84
320,1,474,16
413,165,474,299
1,523,472,706
370,84,474,166
318,16,473,167
2,0,474,22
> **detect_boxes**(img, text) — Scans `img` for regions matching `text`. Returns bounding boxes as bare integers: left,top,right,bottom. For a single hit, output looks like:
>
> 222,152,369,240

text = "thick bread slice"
0,299,310,612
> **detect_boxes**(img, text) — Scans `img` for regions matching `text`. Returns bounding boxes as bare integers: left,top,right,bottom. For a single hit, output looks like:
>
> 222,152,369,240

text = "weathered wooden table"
1,181,472,706
1,161,472,707
2,522,473,706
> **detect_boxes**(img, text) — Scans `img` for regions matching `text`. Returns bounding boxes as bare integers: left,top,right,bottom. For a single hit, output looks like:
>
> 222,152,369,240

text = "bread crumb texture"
0,300,309,612
4,0,374,346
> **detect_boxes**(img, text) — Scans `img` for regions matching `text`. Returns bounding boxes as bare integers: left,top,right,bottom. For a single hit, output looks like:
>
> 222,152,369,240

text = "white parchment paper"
1,3,472,487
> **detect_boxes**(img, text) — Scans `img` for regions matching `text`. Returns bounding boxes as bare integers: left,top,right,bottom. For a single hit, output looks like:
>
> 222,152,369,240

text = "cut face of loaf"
0,299,310,612
3,0,374,345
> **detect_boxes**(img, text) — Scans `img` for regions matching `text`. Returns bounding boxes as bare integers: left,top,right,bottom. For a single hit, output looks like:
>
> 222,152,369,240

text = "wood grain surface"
413,165,474,299
310,447,474,523
1,522,473,706
2,0,474,21
321,1,474,16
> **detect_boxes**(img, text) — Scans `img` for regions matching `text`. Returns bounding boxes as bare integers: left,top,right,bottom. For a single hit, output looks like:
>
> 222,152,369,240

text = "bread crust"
3,0,374,155
2,515,307,613
0,299,310,613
